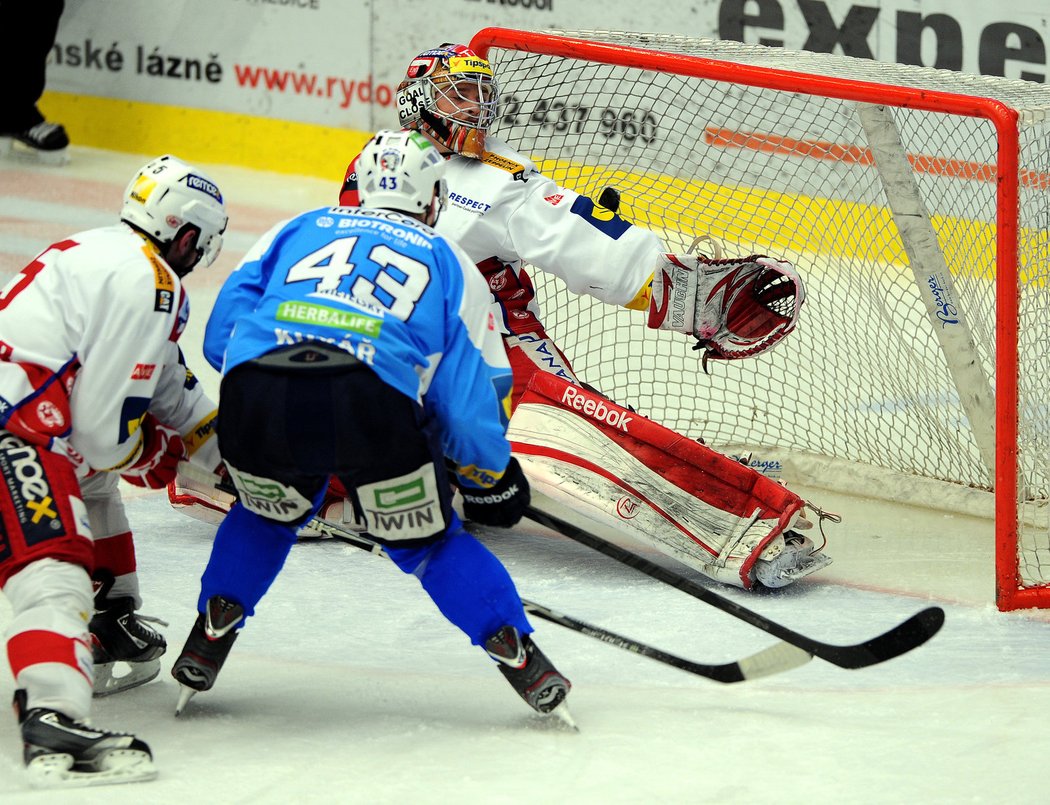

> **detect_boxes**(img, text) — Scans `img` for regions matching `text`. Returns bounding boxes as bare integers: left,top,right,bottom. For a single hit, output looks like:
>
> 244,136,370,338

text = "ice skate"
485,625,575,729
171,595,244,715
754,531,833,589
13,690,156,788
90,597,167,697
0,121,70,165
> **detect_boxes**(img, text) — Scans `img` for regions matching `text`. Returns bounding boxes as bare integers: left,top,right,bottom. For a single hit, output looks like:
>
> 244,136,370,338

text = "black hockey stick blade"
304,514,809,683
524,505,945,669
522,600,812,682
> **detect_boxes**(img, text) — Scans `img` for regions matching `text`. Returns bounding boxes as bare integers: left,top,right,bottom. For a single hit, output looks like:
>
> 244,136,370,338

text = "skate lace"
34,710,133,738
127,612,169,639
135,613,169,628
804,501,842,551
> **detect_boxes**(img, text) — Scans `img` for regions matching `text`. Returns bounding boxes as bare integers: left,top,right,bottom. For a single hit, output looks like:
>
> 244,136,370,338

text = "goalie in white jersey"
331,44,831,590
341,44,807,398
0,154,228,786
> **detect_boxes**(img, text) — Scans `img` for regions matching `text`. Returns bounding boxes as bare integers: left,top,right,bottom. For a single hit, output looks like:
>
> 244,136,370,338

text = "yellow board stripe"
40,90,371,180
532,157,1045,285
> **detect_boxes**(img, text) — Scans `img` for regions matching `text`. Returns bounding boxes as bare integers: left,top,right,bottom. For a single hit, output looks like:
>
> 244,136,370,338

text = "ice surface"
2,149,1049,804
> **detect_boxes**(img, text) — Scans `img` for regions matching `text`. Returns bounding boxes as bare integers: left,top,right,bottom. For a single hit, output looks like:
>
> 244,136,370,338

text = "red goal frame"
469,26,1033,610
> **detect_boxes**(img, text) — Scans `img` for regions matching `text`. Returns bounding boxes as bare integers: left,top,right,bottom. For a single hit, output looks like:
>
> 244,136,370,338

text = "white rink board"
48,0,1050,131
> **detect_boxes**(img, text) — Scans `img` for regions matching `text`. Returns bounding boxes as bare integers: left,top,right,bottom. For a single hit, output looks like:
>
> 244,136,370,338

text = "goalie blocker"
508,373,831,590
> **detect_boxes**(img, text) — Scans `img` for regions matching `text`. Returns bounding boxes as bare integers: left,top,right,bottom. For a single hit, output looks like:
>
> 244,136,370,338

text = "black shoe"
11,121,69,151
485,626,571,714
171,596,244,693
90,597,167,665
13,690,156,786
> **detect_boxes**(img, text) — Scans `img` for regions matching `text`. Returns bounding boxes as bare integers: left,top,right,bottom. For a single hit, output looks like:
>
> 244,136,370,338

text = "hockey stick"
521,600,810,682
523,506,945,669
171,463,809,680
301,513,811,683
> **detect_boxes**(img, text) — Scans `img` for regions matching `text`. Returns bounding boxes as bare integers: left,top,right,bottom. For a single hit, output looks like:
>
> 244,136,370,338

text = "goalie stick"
301,511,812,683
523,506,945,670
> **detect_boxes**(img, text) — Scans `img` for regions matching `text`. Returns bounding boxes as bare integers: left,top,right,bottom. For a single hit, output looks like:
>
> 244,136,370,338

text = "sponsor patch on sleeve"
569,195,632,239
182,409,217,457
481,152,528,182
144,247,176,312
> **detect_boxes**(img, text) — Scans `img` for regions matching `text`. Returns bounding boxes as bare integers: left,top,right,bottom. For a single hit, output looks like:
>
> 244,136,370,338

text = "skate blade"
550,701,579,731
782,552,834,583
3,141,71,166
174,684,197,717
530,701,579,732
27,749,157,788
93,659,161,697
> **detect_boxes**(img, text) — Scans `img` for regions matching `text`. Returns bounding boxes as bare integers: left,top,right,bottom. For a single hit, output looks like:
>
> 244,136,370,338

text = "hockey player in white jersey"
341,44,807,397
171,130,572,724
0,153,228,786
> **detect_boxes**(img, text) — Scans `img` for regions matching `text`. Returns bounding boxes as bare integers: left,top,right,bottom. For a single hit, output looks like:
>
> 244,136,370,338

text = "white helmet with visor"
120,154,228,268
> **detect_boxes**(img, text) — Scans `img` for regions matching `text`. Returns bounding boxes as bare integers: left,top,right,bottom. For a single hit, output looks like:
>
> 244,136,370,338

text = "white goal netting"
479,29,1050,603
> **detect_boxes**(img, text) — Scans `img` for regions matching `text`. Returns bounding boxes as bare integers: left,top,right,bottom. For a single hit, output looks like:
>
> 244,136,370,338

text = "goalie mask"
396,43,498,160
649,252,806,367
120,154,228,268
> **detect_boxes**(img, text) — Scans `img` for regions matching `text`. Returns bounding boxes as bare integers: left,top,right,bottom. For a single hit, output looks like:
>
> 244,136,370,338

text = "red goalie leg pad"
7,629,92,686
510,373,804,588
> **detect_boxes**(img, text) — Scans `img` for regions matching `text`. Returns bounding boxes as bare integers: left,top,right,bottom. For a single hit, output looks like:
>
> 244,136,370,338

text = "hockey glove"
460,457,530,528
121,414,187,489
648,251,805,365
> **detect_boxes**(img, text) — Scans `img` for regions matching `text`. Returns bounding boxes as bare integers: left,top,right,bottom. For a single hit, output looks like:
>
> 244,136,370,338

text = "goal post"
467,27,1050,610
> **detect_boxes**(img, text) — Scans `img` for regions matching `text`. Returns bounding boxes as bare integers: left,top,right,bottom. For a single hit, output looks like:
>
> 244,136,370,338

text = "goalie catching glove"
648,246,805,366
120,414,187,489
459,457,531,528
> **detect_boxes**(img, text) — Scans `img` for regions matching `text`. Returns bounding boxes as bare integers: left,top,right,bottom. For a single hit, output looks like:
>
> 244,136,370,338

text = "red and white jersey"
340,136,664,335
0,224,217,474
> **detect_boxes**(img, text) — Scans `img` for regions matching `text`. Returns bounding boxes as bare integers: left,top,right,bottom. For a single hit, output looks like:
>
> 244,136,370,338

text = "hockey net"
469,27,1050,611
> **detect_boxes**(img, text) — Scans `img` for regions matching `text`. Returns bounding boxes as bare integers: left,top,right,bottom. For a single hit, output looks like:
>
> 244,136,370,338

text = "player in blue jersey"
170,130,572,722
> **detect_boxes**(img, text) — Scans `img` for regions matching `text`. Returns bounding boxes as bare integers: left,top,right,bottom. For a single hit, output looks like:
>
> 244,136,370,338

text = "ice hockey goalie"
508,373,832,590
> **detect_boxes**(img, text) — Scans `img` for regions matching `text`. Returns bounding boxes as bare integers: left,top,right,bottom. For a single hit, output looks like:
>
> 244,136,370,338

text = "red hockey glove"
648,251,805,368
460,457,531,528
121,414,187,489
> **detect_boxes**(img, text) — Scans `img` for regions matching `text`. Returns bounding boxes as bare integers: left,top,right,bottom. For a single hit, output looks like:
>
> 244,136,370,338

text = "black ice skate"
485,625,574,727
171,595,244,715
13,689,156,788
0,121,70,165
90,597,168,697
